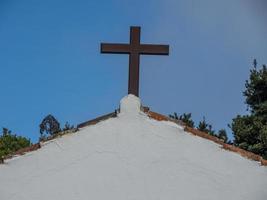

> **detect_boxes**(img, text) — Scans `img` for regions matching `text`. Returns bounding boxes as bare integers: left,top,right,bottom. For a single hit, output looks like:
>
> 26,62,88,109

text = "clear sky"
0,0,266,142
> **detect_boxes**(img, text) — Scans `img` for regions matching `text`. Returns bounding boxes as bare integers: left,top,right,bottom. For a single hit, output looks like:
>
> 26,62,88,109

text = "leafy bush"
169,112,194,128
62,122,74,131
197,117,215,136
0,128,31,159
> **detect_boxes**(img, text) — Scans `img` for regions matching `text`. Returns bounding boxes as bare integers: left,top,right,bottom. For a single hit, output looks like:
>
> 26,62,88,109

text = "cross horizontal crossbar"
101,44,169,55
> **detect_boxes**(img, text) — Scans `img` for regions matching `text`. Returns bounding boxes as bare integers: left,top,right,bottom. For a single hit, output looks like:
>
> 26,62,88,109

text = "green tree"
0,128,31,159
230,60,267,158
39,114,61,140
243,60,267,111
169,112,194,128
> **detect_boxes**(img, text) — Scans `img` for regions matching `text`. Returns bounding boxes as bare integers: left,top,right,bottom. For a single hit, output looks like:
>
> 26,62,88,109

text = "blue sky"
0,0,266,142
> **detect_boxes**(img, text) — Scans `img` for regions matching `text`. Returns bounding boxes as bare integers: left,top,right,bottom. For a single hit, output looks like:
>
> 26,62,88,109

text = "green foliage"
169,113,230,143
197,117,215,136
169,112,194,128
39,114,61,140
197,117,209,132
62,122,74,131
218,129,228,143
230,114,267,156
231,60,267,158
243,60,267,112
0,128,31,159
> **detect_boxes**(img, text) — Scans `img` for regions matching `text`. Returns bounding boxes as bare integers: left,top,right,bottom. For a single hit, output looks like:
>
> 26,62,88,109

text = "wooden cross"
101,26,169,97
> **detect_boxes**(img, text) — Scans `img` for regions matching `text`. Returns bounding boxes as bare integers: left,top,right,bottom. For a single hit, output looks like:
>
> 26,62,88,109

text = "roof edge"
184,126,267,166
2,108,266,166
1,143,41,163
77,111,117,129
144,109,267,166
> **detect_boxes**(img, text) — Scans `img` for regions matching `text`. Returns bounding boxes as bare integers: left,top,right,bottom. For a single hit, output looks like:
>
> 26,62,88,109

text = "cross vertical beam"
101,26,169,97
129,27,140,96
